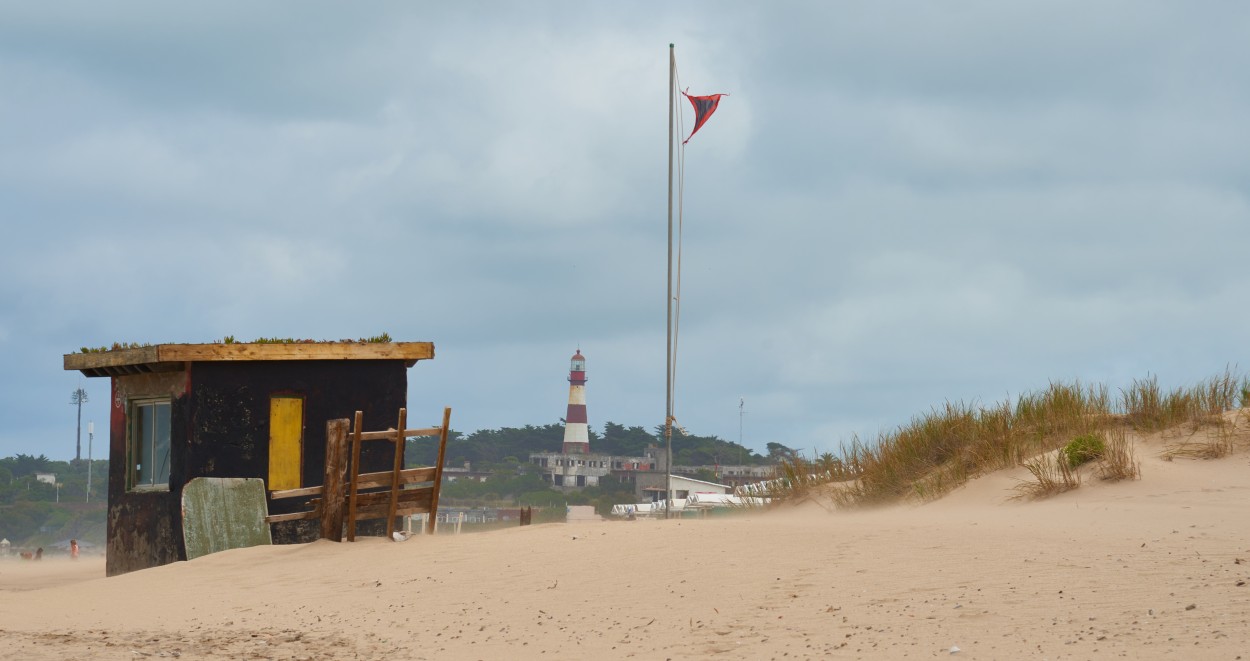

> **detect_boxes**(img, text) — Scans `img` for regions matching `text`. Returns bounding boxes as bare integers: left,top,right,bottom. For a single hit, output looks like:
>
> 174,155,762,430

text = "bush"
1063,434,1105,467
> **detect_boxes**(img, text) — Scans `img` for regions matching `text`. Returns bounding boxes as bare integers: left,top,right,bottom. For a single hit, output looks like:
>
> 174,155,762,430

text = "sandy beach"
2,430,1248,660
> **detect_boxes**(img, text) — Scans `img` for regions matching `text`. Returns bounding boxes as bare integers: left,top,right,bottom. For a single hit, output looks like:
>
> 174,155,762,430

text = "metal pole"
739,397,745,465
75,392,82,461
86,422,93,503
665,43,675,520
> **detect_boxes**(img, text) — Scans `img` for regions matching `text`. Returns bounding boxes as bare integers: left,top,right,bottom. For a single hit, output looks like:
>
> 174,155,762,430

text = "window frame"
128,397,172,492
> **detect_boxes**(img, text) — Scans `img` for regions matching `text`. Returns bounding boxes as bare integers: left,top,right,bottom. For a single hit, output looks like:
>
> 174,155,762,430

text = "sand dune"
2,430,1248,660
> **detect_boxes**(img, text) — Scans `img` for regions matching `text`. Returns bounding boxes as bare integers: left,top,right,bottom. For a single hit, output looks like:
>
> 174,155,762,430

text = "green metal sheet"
181,477,272,561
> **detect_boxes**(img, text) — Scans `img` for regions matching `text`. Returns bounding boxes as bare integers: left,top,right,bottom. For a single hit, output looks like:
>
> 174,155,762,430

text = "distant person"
70,539,80,560
34,547,43,560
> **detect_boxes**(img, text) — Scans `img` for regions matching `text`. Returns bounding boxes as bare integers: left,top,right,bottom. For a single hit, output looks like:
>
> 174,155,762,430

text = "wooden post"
346,411,364,542
321,418,350,541
385,408,407,539
426,406,452,535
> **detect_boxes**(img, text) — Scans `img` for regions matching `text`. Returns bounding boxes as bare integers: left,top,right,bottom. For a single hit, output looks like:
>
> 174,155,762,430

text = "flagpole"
665,43,675,520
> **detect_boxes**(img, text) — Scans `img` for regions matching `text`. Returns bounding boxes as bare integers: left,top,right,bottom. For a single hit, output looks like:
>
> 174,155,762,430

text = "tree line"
405,420,774,471
0,454,108,550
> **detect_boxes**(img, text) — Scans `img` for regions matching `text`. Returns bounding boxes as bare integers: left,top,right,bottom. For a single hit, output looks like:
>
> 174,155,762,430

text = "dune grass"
1011,451,1080,500
773,368,1245,507
1161,420,1240,460
1096,428,1140,482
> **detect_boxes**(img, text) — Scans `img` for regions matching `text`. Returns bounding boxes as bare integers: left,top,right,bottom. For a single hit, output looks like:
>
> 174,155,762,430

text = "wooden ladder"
345,407,452,540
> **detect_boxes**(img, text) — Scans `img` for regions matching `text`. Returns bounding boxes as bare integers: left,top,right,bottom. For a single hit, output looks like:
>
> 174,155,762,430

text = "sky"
3,2,1248,461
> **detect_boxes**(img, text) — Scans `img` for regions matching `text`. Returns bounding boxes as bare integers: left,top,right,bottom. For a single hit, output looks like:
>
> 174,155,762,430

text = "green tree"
599,422,657,456
766,442,799,463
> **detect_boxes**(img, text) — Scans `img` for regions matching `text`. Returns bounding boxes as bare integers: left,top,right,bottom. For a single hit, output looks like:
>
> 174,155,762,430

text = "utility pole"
71,387,88,462
87,421,94,503
739,397,746,465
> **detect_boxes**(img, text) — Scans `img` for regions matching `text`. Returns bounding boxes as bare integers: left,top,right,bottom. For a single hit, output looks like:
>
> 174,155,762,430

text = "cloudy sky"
3,2,1248,461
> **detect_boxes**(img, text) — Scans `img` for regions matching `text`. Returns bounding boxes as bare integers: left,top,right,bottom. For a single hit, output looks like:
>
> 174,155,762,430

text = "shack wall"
106,359,411,576
107,371,190,577
188,360,408,543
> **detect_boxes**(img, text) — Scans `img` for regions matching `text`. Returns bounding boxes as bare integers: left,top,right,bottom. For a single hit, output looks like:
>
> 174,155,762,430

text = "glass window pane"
136,403,155,486
153,403,171,485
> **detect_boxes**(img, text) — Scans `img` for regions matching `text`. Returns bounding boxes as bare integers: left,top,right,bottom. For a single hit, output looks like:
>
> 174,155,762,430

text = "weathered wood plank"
352,467,437,490
269,485,324,499
182,478,272,560
350,488,433,508
160,342,434,362
353,490,434,519
385,408,407,538
64,346,161,371
64,342,435,373
321,418,350,542
265,510,320,524
346,411,365,542
355,427,441,441
427,407,452,535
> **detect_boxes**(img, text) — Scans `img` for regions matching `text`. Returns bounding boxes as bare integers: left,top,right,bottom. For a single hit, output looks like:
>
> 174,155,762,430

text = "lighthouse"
562,350,590,454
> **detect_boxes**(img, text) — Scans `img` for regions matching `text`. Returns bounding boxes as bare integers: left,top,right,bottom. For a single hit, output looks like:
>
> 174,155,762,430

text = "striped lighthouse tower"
562,349,590,454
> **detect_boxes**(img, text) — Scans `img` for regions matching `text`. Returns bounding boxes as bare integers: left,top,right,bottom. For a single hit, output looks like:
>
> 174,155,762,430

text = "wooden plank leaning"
427,406,451,535
269,408,450,542
346,411,366,542
344,407,451,540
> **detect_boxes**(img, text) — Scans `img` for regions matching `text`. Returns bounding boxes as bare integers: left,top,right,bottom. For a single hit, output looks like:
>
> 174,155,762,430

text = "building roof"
64,342,435,377
645,474,732,490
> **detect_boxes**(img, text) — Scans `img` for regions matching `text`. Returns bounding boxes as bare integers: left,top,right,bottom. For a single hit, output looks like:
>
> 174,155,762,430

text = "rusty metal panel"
181,477,272,561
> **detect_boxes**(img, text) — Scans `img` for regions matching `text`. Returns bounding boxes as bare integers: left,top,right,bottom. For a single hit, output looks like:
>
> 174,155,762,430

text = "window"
130,399,171,490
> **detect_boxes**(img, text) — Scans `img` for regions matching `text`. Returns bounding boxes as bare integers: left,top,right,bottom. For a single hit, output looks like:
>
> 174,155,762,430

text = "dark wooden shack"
63,341,434,576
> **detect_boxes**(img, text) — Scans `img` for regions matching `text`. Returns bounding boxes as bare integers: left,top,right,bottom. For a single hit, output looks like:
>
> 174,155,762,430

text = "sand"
2,430,1248,660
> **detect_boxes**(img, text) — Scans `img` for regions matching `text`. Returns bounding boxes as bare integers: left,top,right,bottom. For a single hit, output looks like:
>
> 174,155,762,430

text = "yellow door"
269,396,304,490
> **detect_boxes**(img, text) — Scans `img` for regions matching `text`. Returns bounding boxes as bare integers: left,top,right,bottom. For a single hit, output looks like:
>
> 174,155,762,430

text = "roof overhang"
64,342,435,378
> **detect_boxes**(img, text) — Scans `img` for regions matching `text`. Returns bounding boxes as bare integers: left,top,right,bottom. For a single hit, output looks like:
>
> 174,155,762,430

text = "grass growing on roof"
75,334,396,353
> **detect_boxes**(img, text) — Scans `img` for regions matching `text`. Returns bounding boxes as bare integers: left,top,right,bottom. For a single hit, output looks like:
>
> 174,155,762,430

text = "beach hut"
64,341,434,576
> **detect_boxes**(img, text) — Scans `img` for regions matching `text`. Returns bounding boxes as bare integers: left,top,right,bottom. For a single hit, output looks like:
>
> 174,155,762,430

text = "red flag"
682,89,728,144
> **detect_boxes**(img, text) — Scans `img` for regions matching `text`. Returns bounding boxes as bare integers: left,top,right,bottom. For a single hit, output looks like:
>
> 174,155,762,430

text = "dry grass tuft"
1162,422,1238,460
1096,428,1140,481
1011,452,1080,500
1122,367,1246,433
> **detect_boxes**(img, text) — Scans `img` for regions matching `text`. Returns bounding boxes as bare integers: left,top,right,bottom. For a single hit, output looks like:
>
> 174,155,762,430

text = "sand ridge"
2,432,1248,659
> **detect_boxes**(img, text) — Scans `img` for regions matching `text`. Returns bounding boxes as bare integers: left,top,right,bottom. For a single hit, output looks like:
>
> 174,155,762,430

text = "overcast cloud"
2,1,1247,460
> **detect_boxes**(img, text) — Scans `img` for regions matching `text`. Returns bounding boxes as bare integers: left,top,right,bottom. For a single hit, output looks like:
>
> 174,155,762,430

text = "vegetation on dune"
773,368,1246,507
1062,434,1106,468
1096,428,1140,482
